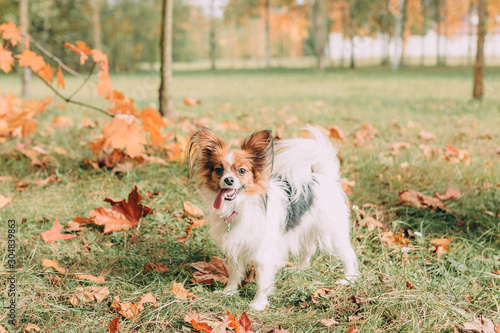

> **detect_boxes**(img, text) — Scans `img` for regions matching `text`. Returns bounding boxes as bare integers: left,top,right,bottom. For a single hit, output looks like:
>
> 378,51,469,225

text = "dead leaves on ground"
41,217,78,243
68,286,109,307
111,292,157,319
190,256,255,286
185,310,253,333
398,190,447,211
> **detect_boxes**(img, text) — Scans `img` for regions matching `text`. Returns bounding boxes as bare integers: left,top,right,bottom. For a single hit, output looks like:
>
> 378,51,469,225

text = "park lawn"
0,67,499,332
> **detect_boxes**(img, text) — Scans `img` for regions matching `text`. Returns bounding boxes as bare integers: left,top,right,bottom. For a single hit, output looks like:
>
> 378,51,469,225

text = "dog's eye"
237,168,246,176
215,167,223,176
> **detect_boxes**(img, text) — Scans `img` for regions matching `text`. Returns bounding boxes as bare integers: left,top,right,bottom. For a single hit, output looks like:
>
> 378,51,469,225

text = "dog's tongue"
214,188,235,210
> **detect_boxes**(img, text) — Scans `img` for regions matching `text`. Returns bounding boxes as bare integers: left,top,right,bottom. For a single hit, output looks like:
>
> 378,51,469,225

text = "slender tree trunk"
90,0,102,50
265,0,271,69
159,0,174,117
209,0,216,70
473,0,486,100
340,0,346,67
312,0,328,72
349,0,355,69
442,1,448,66
392,0,405,70
20,0,30,98
467,0,473,66
435,0,442,66
399,0,407,68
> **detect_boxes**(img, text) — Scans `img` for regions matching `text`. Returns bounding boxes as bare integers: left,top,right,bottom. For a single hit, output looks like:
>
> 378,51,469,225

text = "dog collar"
224,211,238,232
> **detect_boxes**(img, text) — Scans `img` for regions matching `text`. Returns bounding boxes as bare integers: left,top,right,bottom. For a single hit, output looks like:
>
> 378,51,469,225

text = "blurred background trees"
0,0,499,72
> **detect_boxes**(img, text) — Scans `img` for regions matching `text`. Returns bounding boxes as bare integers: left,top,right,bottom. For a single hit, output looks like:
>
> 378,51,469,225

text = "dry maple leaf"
41,217,78,243
23,324,42,332
380,231,411,248
0,194,12,209
436,188,461,201
460,315,497,333
52,116,73,128
360,216,383,230
239,312,252,332
75,274,106,282
430,237,454,257
328,125,347,142
108,317,121,333
0,45,14,73
144,262,169,274
88,185,153,234
398,190,447,211
15,50,45,73
190,256,229,285
321,318,339,327
311,288,336,304
111,292,157,319
170,282,195,300
182,201,204,218
102,115,147,158
42,259,66,274
346,325,358,333
340,178,355,196
183,97,201,106
227,312,241,332
68,286,109,307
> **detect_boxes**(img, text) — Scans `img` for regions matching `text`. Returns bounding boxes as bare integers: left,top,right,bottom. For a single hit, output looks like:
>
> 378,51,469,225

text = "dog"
186,126,358,310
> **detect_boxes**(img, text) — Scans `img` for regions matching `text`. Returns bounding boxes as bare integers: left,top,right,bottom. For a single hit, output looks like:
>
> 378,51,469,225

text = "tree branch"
34,73,112,118
67,62,96,101
23,33,85,79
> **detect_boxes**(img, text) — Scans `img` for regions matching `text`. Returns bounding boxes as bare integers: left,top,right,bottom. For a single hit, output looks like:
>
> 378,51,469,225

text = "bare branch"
67,62,97,101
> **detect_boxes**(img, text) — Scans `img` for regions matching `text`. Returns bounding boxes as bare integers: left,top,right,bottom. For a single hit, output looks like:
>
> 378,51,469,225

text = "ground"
0,67,499,332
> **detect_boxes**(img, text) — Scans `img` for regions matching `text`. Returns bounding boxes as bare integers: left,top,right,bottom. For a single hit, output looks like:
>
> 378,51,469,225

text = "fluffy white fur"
198,127,358,310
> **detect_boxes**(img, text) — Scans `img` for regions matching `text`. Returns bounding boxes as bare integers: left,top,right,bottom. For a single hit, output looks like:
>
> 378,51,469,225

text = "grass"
0,66,499,332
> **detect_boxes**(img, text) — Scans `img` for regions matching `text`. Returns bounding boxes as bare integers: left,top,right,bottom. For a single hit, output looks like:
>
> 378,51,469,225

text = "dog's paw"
249,299,268,311
215,288,239,296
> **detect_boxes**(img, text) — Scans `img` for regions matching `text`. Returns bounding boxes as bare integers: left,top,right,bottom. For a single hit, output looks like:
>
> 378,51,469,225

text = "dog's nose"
224,177,234,186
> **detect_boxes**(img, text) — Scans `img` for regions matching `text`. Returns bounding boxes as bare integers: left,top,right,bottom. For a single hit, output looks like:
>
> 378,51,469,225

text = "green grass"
1,67,499,332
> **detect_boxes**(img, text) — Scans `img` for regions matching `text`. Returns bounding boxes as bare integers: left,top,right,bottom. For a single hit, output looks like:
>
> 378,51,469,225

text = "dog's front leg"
222,256,245,295
249,263,279,311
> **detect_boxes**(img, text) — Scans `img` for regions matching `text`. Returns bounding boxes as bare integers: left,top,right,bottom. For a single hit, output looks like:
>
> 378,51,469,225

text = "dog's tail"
273,126,341,200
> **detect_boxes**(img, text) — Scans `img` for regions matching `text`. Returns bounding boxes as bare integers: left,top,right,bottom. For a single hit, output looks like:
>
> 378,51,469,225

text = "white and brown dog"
187,126,358,310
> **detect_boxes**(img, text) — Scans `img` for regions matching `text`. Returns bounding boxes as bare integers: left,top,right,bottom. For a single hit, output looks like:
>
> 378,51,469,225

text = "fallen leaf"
68,286,109,307
430,237,454,257
461,315,496,333
190,256,229,285
23,324,41,332
41,217,78,243
340,178,355,196
320,318,338,327
88,185,153,234
64,220,84,232
52,116,73,128
170,282,195,300
182,201,204,218
227,312,241,333
419,131,435,141
239,312,252,332
183,97,201,106
405,279,416,289
360,216,383,230
75,274,106,283
435,188,461,201
380,231,410,247
111,292,157,319
0,194,12,208
185,218,208,236
328,125,346,142
108,317,120,333
144,262,169,274
398,190,447,211
346,325,358,333
311,288,336,304
42,259,66,274
33,174,60,186
184,311,220,332
391,142,411,155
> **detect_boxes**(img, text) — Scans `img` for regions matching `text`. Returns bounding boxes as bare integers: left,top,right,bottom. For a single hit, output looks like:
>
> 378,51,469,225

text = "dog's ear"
186,127,227,179
241,130,274,180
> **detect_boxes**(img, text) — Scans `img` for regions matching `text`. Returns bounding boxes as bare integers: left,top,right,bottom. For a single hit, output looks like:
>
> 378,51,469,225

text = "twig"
127,321,170,333
22,33,84,79
45,319,61,333
34,73,112,118
67,62,96,101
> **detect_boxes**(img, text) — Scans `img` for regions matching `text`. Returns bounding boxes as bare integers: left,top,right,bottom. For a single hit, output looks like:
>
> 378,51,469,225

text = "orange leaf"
182,201,204,218
111,292,157,319
190,256,229,285
38,63,53,84
15,49,45,73
328,125,347,142
75,274,106,282
102,116,147,158
88,185,153,234
96,69,113,100
238,312,252,332
398,190,447,211
227,312,241,333
68,286,109,306
64,41,89,65
144,262,169,274
170,282,195,300
435,188,461,201
52,116,73,128
380,231,411,248
139,107,166,147
108,317,120,333
41,259,66,274
56,66,65,89
190,319,213,333
41,217,77,243
0,45,14,73
0,21,22,46
183,97,201,106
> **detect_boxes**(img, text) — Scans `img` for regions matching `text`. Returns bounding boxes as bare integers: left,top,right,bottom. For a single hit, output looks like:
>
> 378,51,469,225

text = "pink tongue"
214,188,235,210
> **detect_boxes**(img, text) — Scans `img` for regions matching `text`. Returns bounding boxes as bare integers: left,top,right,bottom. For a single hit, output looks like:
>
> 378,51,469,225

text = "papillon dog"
186,126,358,310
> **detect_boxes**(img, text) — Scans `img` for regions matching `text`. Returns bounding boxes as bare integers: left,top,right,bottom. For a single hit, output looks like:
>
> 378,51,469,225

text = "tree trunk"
209,0,216,70
473,0,486,100
20,0,30,98
265,0,271,69
392,0,405,70
90,0,102,50
435,0,442,66
159,0,174,117
349,0,355,69
399,0,407,68
312,0,328,72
